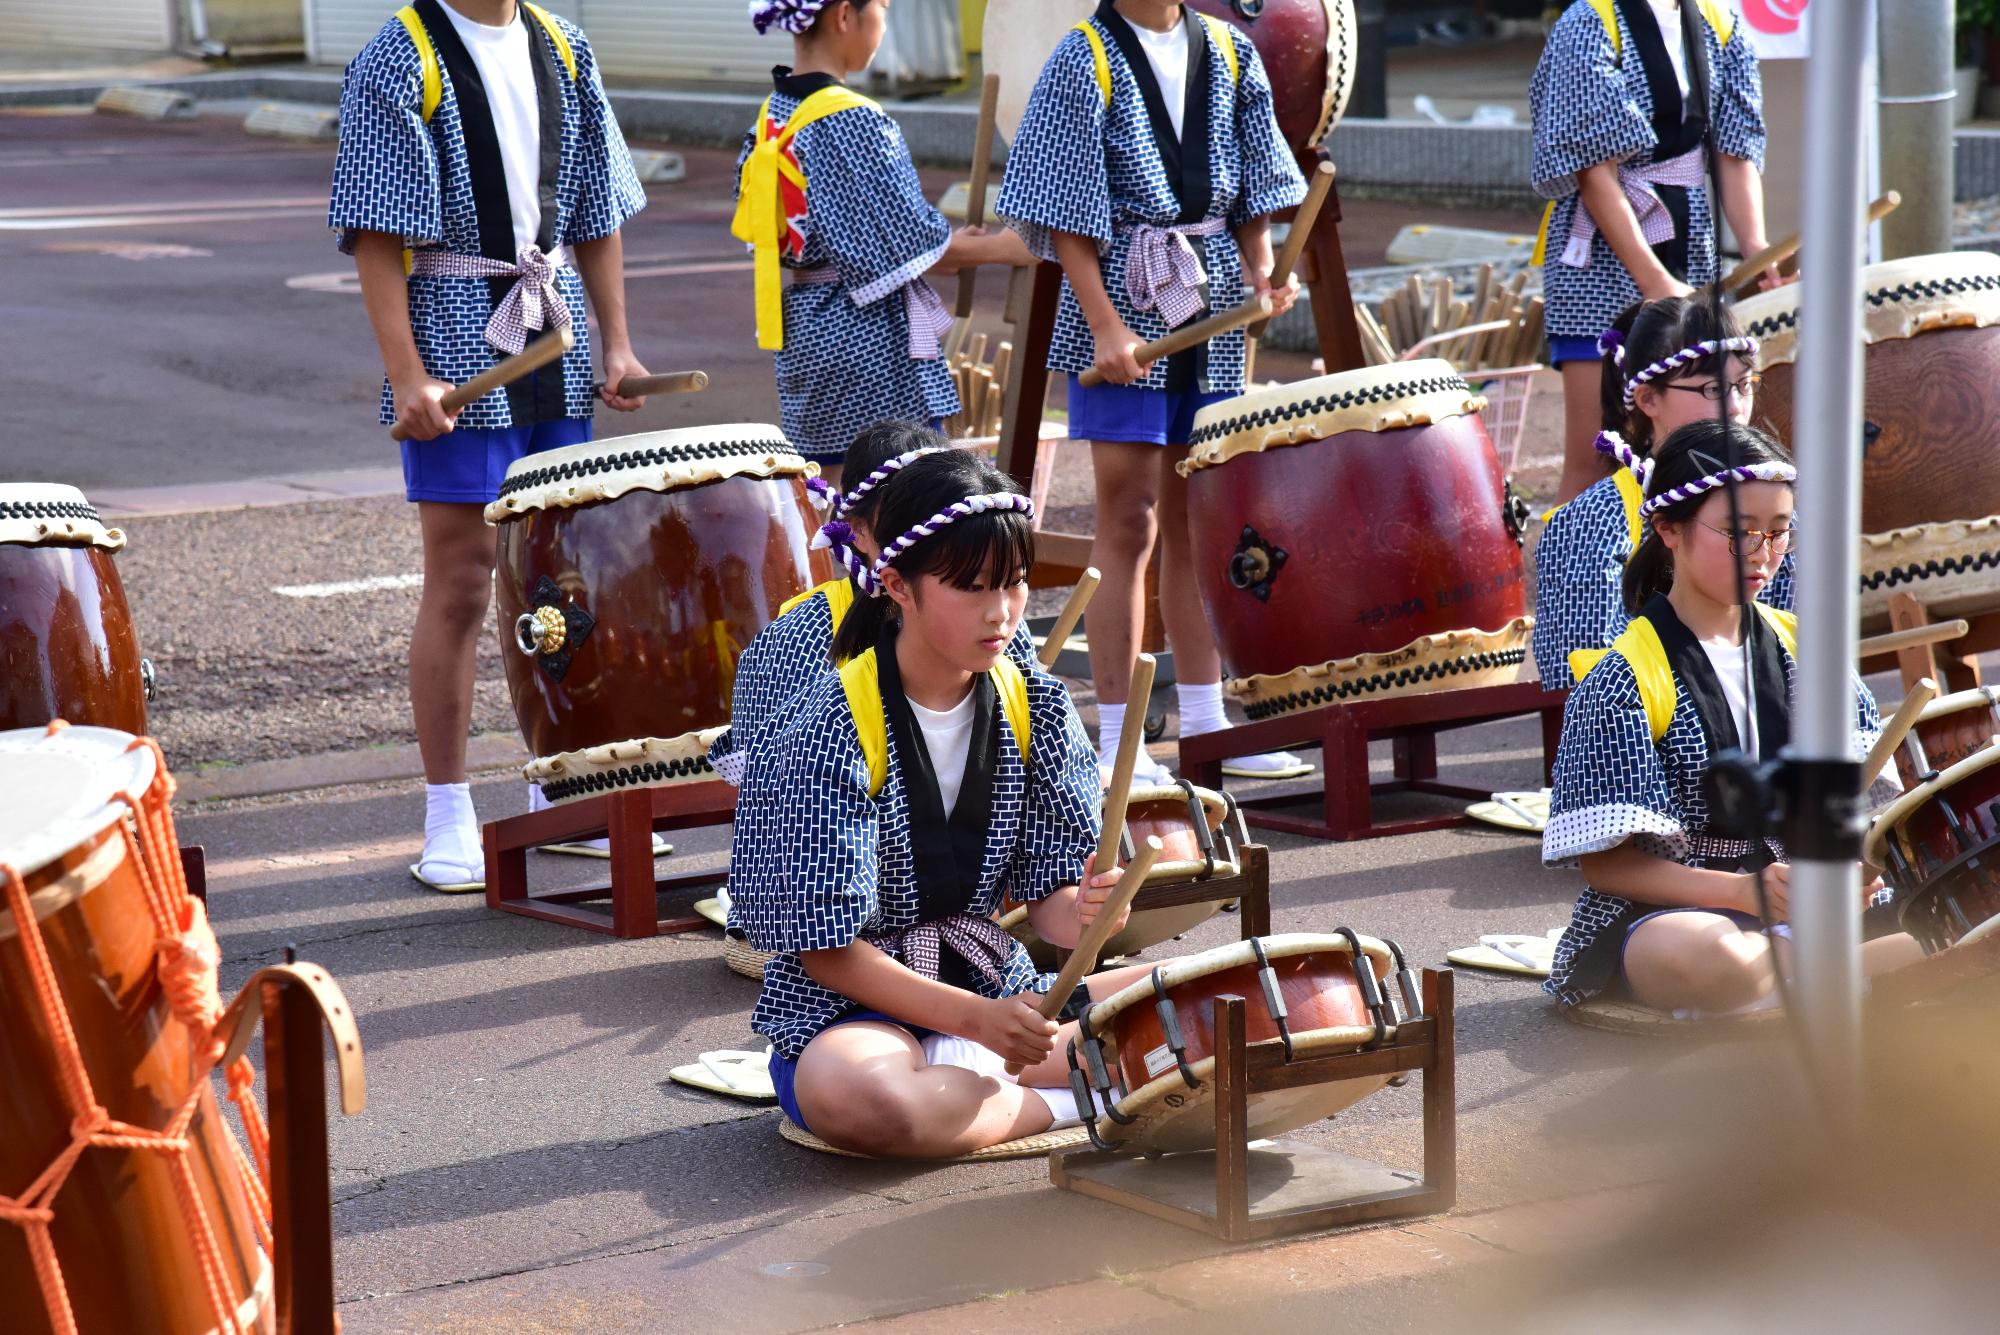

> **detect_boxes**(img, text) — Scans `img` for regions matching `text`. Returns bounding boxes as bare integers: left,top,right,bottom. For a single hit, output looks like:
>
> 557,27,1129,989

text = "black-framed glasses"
1660,373,1763,403
1696,521,1796,557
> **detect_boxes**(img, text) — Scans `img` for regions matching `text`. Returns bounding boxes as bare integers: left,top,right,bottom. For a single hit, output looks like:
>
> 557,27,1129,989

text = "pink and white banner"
1740,0,1811,59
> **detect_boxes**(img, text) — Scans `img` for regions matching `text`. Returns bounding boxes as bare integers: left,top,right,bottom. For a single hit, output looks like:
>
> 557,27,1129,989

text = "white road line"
0,195,325,219
273,573,424,599
0,206,323,231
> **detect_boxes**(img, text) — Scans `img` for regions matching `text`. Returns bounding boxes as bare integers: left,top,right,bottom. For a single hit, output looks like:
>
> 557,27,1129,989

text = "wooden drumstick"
955,73,1003,320
1079,295,1274,387
1856,619,1970,661
1037,567,1100,669
1003,835,1164,1076
607,369,709,397
1864,676,1938,789
1097,652,1157,873
389,327,574,441
1717,191,1901,296
1248,159,1336,339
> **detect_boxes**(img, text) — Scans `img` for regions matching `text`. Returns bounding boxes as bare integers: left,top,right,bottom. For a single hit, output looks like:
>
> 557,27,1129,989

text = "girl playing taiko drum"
1543,421,1921,1015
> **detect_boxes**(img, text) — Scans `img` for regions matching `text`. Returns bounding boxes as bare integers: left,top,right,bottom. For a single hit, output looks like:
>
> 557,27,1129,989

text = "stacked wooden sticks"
941,326,1013,439
1351,262,1545,372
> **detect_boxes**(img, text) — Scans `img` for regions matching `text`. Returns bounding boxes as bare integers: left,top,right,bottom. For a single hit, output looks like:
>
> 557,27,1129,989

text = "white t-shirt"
1700,637,1753,749
1131,16,1189,141
1648,0,1693,98
910,689,978,817
439,3,543,258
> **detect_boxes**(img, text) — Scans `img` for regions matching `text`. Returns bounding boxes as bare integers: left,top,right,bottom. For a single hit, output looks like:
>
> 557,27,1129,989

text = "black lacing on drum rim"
1859,546,2000,592
497,437,807,499
0,499,103,524
538,753,715,803
1742,272,2000,340
1182,372,1472,451
1242,646,1528,721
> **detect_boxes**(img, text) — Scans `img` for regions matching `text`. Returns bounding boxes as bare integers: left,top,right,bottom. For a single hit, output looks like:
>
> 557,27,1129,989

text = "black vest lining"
1611,0,1709,281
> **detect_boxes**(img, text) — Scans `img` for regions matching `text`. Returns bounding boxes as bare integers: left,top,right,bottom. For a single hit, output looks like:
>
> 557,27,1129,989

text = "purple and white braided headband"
1639,462,1797,518
809,518,877,590
1623,336,1759,409
1592,430,1653,489
868,492,1037,596
835,445,946,519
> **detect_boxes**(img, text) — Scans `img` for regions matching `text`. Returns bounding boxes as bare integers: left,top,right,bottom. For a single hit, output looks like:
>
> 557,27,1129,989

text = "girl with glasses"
1541,420,1919,1016
1533,294,1793,691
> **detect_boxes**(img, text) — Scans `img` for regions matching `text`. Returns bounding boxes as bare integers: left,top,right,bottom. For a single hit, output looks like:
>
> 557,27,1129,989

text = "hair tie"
811,518,879,594
1623,336,1759,410
1639,461,1797,518
805,476,837,513
1596,328,1625,362
870,492,1037,596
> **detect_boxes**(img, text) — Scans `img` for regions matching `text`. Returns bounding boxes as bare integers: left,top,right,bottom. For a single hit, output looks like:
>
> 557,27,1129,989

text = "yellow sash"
730,85,880,352
1571,604,1797,741
394,2,576,124
840,652,1031,798
779,576,858,633
1071,12,1239,107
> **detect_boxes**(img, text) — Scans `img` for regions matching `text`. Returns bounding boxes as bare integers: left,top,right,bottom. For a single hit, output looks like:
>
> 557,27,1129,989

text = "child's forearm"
1235,216,1275,282
572,231,633,359
1024,886,1083,950
800,939,981,1036
1579,841,1749,911
350,230,429,387
1051,230,1123,333
1714,153,1771,257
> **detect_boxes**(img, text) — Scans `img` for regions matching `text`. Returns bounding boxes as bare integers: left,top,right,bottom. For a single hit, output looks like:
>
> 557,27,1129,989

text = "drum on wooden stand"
486,426,832,801
1070,931,1417,1153
0,724,271,1335
0,483,149,734
1178,360,1532,721
1737,251,2000,537
998,781,1247,966
1868,743,2000,954
1186,0,1356,155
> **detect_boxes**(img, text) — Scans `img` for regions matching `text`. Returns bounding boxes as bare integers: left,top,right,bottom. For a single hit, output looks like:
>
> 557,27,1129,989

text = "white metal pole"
1790,0,1875,1129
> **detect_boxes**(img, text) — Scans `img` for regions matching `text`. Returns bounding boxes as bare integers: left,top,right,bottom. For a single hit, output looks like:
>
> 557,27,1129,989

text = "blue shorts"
1548,335,1604,368
400,413,592,504
770,1009,935,1135
1066,377,1233,447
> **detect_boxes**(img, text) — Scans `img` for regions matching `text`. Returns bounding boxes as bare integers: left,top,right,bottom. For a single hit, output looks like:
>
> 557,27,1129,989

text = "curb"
179,730,528,804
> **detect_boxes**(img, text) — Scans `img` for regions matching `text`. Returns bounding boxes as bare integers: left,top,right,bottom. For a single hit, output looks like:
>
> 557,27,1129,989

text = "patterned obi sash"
408,243,572,354
789,265,954,360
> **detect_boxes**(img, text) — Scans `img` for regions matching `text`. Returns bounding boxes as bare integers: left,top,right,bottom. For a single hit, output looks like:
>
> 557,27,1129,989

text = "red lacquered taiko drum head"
1179,360,1532,721
0,724,272,1335
0,483,148,736
485,425,832,803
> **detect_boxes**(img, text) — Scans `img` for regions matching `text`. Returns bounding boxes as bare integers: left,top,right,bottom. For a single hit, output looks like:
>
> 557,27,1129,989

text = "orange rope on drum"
0,723,275,1335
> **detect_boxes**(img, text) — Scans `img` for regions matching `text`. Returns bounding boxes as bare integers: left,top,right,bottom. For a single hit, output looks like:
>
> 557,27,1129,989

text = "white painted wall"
0,0,174,52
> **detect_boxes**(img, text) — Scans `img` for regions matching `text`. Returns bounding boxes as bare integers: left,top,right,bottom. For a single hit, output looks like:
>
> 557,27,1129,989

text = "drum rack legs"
1050,968,1457,1243
1179,681,1566,842
483,782,735,938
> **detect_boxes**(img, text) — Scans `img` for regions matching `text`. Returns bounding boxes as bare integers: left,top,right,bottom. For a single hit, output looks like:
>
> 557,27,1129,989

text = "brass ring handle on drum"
515,606,567,657
1229,548,1272,590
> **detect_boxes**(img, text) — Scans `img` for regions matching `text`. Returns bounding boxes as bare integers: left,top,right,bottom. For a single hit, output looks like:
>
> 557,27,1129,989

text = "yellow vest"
1571,604,1797,741
1070,12,1240,107
394,2,576,124
779,576,857,630
839,651,1031,798
730,85,881,352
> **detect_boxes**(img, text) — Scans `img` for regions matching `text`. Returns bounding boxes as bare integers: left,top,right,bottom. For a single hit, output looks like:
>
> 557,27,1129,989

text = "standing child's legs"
1086,440,1170,782
1557,356,1607,504
409,501,496,889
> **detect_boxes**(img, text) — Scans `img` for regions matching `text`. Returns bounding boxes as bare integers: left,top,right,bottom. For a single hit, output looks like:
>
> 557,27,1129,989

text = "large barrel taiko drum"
486,426,831,802
1736,251,2000,537
1179,360,1533,720
0,483,149,735
0,725,271,1334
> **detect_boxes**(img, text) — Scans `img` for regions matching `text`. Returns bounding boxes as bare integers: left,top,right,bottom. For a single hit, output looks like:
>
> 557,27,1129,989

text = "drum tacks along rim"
1735,250,2000,370
0,482,126,551
483,422,816,522
1177,359,1486,478
1225,618,1535,721
524,728,727,805
1858,516,2000,630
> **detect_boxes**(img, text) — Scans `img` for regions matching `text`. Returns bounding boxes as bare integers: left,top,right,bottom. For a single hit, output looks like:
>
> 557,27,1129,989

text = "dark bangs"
903,507,1035,591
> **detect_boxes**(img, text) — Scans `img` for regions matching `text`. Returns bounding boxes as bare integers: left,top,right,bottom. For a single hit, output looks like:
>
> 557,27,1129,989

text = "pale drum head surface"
0,724,154,885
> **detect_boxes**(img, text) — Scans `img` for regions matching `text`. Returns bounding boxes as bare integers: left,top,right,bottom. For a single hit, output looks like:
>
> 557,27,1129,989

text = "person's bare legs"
1556,358,1607,504
794,1022,1054,1158
411,502,496,783
1623,911,1930,1013
1085,440,1161,710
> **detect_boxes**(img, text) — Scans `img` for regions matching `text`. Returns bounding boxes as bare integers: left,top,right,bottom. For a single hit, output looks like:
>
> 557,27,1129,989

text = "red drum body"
1180,360,1532,720
1738,251,2000,538
486,427,831,801
1187,0,1356,153
0,725,270,1335
0,484,147,735
1072,932,1411,1153
1869,745,2000,954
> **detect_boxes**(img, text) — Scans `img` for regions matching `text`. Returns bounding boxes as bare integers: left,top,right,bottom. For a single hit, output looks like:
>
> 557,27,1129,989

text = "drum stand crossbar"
1179,681,1566,842
1050,968,1456,1243
483,782,735,938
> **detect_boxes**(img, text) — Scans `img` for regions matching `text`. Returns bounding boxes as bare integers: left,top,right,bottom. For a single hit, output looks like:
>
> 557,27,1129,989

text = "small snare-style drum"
1187,0,1357,154
1868,743,2000,954
1070,931,1416,1154
486,426,830,801
1737,251,2000,536
0,725,270,1335
1179,361,1532,721
999,782,1247,966
0,483,149,735
1890,686,2000,790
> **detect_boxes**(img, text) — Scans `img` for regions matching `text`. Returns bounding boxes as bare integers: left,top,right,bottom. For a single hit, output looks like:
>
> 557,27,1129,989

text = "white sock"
422,782,479,870
527,782,550,813
1177,680,1229,737
1097,701,1127,765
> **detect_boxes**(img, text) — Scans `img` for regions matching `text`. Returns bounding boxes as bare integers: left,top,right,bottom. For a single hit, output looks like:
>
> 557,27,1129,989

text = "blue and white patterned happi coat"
997,18,1305,393
1529,1,1765,340
1540,636,1882,1006
734,83,960,460
328,12,644,427
1533,473,1796,691
737,663,1101,1059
